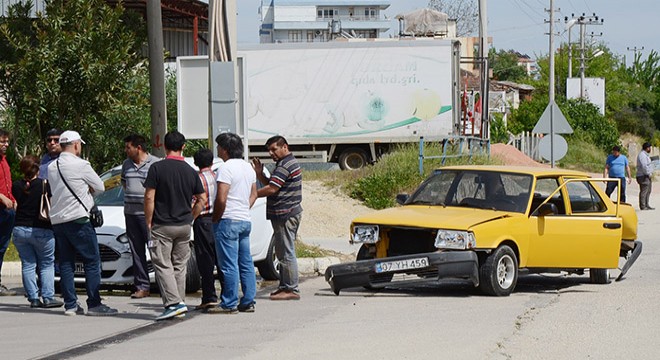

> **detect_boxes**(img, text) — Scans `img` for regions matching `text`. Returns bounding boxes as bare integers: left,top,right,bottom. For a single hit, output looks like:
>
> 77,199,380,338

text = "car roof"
436,165,590,177
107,157,223,172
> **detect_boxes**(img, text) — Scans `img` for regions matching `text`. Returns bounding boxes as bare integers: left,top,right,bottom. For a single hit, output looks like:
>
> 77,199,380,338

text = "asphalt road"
0,182,658,359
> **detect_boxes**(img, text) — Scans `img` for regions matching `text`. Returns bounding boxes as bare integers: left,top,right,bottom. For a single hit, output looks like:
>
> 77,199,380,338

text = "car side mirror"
396,193,409,205
533,202,558,216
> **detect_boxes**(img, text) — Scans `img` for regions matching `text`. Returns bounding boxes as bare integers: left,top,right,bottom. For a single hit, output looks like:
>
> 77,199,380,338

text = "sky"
235,0,658,64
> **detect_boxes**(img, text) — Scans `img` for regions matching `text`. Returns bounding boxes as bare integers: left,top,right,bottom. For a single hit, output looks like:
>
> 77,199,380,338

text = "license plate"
375,257,429,273
74,263,85,275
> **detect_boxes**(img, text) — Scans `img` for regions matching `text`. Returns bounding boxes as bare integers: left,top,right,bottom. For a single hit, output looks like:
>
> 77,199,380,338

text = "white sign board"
566,77,605,115
176,56,209,139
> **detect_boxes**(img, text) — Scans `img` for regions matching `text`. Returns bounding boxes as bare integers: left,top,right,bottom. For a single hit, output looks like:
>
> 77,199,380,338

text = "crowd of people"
0,127,303,320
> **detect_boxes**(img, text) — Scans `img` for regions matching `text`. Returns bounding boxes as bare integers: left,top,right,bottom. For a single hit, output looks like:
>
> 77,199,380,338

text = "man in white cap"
48,130,118,316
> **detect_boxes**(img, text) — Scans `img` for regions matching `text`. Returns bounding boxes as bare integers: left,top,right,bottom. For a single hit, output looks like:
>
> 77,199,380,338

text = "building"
259,0,391,43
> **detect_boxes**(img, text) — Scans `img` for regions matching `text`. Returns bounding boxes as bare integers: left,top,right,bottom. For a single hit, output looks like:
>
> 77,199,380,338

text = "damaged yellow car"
325,166,642,296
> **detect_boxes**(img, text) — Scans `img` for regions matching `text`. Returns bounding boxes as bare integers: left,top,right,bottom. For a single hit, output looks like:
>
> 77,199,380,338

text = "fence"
508,131,543,162
418,136,490,175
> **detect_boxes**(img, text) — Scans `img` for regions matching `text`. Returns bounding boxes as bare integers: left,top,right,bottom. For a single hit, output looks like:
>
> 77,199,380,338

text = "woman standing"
11,155,63,308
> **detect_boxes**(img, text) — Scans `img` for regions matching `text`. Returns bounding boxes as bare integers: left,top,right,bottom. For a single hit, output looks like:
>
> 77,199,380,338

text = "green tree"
488,48,528,82
0,0,150,172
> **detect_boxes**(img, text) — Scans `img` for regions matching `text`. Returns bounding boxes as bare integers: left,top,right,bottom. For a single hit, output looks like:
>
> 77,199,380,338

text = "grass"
306,142,501,209
295,240,341,258
559,138,607,174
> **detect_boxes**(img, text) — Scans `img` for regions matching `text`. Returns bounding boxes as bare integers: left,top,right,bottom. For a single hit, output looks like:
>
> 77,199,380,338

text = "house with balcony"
259,0,391,43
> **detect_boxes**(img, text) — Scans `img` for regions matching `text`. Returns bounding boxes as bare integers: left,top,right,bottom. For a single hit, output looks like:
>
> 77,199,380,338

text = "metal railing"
418,136,491,175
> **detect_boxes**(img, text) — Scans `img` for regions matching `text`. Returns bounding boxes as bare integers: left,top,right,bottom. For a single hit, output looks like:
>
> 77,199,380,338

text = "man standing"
144,131,206,321
252,135,302,301
636,142,654,210
121,134,159,298
39,128,62,180
0,129,17,296
604,145,632,203
192,148,220,310
48,130,118,316
208,133,257,314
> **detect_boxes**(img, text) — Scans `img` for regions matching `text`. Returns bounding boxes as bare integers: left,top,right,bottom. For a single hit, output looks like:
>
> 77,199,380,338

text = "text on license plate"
375,257,429,273
74,263,85,275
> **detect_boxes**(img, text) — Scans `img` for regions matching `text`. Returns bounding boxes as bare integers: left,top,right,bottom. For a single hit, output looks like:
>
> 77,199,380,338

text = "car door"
526,178,621,269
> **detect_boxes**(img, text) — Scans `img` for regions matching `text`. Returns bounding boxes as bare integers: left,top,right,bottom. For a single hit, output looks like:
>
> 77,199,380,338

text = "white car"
57,158,278,292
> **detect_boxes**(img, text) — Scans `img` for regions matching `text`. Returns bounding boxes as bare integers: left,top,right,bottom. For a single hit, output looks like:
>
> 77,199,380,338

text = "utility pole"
147,1,167,157
627,46,645,65
564,14,577,78
576,13,603,98
545,0,559,166
478,0,488,138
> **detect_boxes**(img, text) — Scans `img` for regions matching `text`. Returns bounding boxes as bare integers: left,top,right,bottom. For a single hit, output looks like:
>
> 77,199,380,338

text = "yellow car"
325,166,642,296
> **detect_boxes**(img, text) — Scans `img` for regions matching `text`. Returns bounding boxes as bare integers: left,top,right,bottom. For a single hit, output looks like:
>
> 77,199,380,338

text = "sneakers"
87,304,119,316
270,289,300,301
64,303,85,316
42,298,64,308
156,303,188,321
206,306,238,314
237,302,255,313
30,299,44,308
195,301,219,310
0,284,17,296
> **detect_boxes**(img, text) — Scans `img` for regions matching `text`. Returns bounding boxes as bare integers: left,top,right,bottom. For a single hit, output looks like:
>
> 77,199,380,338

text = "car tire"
478,245,518,296
338,147,369,170
356,244,392,289
589,268,611,284
185,249,201,293
256,237,280,281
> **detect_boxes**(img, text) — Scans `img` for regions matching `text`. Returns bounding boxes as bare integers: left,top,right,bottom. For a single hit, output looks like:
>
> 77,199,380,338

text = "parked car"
325,166,642,296
56,158,278,293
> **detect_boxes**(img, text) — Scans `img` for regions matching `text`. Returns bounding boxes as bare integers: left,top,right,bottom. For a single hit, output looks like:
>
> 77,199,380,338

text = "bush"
490,113,509,144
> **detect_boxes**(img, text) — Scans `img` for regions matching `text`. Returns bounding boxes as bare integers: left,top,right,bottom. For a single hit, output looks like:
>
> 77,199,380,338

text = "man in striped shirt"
253,136,303,301
121,134,159,299
192,148,220,309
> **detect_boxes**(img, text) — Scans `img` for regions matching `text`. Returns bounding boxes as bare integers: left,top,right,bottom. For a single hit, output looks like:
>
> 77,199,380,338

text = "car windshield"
407,169,533,213
95,173,124,206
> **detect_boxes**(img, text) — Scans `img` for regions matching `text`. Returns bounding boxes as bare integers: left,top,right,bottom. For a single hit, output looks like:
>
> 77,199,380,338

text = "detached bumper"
324,251,479,295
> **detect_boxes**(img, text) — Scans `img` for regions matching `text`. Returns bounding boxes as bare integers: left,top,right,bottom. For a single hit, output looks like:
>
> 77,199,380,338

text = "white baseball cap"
59,130,86,144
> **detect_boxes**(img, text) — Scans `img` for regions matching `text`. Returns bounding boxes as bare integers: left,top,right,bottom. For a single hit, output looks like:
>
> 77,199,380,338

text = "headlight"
352,225,379,244
117,233,129,244
434,230,476,250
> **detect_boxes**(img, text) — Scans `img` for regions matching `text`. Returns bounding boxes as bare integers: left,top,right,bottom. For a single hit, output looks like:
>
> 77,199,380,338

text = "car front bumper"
324,251,479,295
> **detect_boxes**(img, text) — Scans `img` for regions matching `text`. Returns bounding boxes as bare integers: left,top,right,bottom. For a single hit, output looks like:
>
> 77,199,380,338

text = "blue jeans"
0,208,16,282
605,177,627,203
271,214,301,292
53,220,102,310
12,226,56,301
214,219,255,309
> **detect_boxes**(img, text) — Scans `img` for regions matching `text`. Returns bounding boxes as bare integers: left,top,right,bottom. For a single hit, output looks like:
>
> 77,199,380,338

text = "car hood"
352,205,516,230
95,206,127,236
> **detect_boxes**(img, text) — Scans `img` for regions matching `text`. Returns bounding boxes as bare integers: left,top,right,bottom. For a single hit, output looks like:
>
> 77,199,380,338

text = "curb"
1,257,342,279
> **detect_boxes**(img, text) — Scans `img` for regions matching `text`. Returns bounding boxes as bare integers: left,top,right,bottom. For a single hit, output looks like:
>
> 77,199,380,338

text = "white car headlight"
352,225,379,244
434,230,476,250
117,233,129,244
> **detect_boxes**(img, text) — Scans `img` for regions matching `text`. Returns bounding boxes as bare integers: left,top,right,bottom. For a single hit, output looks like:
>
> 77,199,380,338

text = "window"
317,7,337,19
566,181,607,213
364,7,377,19
532,178,565,214
288,31,302,42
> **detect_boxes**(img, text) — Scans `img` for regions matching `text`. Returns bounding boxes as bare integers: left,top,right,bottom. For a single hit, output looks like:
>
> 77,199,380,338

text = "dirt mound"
491,143,549,167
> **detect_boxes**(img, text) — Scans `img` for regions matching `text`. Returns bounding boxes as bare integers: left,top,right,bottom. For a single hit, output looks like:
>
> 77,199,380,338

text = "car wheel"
357,244,392,289
185,249,201,293
479,245,518,296
589,268,611,284
256,237,280,281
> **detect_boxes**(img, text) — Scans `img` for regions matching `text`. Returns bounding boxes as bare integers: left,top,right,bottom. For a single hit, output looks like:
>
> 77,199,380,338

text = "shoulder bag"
56,160,104,227
38,179,51,222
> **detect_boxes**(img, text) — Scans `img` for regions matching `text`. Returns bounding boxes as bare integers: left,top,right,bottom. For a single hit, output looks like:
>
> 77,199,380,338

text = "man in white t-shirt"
208,133,258,314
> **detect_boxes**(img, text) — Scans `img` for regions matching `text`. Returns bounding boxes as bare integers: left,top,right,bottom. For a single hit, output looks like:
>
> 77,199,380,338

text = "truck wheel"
357,244,392,289
185,249,201,293
589,269,611,284
338,148,369,170
478,245,518,296
256,237,280,280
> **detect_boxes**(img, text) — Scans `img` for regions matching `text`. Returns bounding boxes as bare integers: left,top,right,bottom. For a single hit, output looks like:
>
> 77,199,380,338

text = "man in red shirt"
0,129,17,296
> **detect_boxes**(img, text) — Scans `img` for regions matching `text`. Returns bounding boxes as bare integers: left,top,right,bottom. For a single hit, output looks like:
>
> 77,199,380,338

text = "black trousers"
193,215,220,303
125,214,151,291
